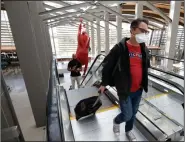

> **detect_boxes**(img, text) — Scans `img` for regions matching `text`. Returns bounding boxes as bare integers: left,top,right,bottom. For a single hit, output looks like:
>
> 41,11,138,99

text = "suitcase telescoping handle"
92,92,103,108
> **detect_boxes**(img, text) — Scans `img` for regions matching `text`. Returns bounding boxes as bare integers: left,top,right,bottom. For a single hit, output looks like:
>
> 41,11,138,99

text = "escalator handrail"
55,59,60,84
82,54,184,95
148,72,184,94
80,54,105,85
150,66,184,79
84,60,105,86
46,59,64,141
149,54,184,63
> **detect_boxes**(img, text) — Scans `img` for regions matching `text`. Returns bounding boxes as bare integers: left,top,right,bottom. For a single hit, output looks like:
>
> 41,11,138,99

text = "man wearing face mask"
99,18,150,141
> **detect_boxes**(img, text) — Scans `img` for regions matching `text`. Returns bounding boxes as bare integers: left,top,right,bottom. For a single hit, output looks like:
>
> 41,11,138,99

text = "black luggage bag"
74,95,102,121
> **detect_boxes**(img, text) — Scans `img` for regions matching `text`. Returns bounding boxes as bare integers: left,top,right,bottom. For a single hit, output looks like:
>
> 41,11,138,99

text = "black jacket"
101,38,150,100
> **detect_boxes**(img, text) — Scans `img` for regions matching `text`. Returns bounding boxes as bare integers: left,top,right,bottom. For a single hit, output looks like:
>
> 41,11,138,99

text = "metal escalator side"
46,59,65,141
80,54,105,86
149,54,184,77
47,55,184,141
80,54,184,141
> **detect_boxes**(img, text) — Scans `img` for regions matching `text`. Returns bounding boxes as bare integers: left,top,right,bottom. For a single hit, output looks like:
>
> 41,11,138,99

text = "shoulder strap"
117,38,126,54
112,38,126,75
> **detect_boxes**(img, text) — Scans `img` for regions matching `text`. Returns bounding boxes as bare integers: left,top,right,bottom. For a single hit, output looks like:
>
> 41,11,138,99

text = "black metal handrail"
150,66,184,79
80,54,105,85
148,72,184,95
81,54,185,90
55,59,60,84
46,59,64,141
150,54,184,63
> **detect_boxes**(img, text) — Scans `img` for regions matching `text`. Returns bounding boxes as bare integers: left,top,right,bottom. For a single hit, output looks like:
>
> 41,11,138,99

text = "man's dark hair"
130,18,149,29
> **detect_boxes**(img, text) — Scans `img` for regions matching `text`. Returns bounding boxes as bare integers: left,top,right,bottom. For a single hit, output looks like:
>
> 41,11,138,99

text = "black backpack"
101,39,126,87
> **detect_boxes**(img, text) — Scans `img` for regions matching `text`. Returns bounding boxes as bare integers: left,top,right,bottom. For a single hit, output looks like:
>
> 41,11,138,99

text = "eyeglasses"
137,27,149,34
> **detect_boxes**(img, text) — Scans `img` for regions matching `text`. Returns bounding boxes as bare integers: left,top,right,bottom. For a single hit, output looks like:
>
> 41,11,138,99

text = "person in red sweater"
76,18,90,76
99,18,150,141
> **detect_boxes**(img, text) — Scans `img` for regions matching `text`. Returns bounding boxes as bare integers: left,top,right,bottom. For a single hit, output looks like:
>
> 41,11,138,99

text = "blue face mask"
135,33,149,43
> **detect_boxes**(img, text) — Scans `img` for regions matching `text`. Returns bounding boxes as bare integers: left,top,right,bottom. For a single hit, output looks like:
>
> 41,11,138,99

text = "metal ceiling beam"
98,1,127,5
43,4,57,10
43,11,82,21
70,20,98,30
40,2,91,16
50,1,68,6
43,1,98,22
97,2,131,23
112,13,166,25
56,1,71,6
85,11,117,27
43,1,117,27
80,15,105,29
48,20,69,28
142,1,172,23
47,17,69,25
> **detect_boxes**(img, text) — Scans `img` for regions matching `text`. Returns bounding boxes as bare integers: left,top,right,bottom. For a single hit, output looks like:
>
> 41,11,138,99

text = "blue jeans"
114,89,143,132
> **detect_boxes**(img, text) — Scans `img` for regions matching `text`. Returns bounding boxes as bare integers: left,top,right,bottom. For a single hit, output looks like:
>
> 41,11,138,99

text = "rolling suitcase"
74,93,102,120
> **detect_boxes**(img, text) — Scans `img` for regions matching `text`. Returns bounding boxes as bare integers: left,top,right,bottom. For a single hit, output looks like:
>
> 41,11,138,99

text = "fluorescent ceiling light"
109,3,118,7
50,13,57,16
56,12,64,15
65,9,77,12
91,6,97,9
64,1,84,5
43,1,62,8
45,8,51,11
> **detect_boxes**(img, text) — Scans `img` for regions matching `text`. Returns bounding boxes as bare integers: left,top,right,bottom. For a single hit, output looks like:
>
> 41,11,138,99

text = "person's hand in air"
80,18,83,23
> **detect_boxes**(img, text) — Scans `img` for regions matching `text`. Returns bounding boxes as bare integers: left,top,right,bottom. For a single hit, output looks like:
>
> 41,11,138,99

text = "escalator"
47,55,184,141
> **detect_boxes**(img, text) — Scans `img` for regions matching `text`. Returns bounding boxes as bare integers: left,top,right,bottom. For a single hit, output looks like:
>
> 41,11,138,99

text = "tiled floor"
3,69,46,141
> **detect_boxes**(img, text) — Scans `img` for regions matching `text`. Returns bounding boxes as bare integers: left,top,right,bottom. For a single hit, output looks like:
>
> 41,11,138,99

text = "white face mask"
135,33,149,43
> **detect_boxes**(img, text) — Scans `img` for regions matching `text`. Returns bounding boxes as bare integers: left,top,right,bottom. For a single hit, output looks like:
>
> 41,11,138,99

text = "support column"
96,19,101,55
165,1,181,70
91,21,95,56
135,2,143,18
104,11,109,55
149,29,154,45
51,25,57,55
116,4,122,42
39,2,53,61
44,24,53,60
4,1,50,127
158,25,165,47
28,1,49,88
86,21,89,35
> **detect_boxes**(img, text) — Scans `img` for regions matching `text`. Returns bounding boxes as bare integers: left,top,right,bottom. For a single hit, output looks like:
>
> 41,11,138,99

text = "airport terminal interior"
1,1,184,141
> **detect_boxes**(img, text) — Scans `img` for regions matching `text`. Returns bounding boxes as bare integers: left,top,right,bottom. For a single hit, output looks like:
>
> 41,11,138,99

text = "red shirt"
126,42,142,92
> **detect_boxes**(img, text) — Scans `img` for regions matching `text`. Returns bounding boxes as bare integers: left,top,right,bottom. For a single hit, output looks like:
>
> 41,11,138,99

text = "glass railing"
80,54,105,86
82,54,184,91
150,54,184,76
149,67,184,89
